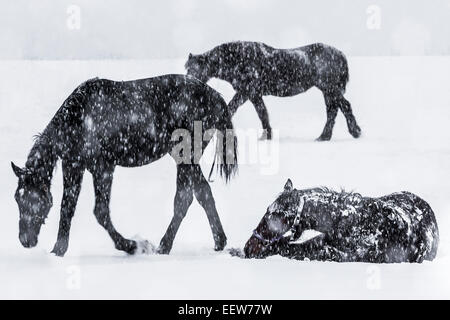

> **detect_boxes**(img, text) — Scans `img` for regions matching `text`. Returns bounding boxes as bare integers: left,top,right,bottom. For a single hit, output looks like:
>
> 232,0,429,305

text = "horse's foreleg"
51,162,84,256
228,92,247,115
337,95,361,138
92,165,137,254
250,96,272,140
192,165,227,251
317,93,339,141
281,234,346,262
158,165,194,254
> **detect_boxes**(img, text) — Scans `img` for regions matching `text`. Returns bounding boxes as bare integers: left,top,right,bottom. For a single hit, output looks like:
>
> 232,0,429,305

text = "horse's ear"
284,179,293,192
188,53,193,59
11,162,24,178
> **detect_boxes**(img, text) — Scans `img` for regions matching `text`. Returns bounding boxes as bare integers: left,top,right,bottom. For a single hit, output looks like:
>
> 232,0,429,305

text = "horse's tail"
208,96,238,183
339,54,350,94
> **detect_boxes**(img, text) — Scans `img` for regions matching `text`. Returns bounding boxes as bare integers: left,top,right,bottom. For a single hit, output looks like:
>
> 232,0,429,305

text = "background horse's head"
11,162,53,248
244,179,303,258
185,53,212,83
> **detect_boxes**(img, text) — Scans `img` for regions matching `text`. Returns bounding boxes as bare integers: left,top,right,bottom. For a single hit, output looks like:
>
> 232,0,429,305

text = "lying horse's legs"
51,161,84,256
192,165,227,251
92,165,137,254
250,96,272,140
158,164,194,254
317,92,339,141
228,92,247,115
336,94,361,138
280,234,346,262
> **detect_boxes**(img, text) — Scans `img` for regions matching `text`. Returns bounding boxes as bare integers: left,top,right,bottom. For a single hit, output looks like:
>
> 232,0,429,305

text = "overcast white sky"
1,0,449,59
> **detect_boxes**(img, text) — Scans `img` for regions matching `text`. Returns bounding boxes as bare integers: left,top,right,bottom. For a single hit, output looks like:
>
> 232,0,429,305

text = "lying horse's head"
185,53,213,83
11,162,53,248
244,179,304,258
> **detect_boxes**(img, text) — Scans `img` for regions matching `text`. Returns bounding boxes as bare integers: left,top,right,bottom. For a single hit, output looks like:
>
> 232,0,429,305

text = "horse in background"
11,75,238,256
186,42,361,141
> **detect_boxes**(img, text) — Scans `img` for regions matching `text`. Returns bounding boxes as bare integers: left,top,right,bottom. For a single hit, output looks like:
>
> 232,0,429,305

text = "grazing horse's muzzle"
18,219,41,248
19,232,38,248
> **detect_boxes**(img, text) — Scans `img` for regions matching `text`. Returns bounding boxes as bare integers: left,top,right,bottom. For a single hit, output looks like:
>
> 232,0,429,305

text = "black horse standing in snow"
186,41,361,140
11,75,238,256
243,179,439,263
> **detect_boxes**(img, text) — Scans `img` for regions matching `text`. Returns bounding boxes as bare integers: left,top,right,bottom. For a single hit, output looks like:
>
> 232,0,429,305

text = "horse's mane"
32,132,47,142
303,186,363,205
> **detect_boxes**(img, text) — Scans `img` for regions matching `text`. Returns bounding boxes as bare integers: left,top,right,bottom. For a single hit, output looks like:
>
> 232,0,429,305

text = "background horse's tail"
339,55,350,94
208,95,238,183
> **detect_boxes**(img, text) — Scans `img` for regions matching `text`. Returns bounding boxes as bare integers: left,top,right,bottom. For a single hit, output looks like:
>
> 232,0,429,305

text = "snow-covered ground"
1,57,450,299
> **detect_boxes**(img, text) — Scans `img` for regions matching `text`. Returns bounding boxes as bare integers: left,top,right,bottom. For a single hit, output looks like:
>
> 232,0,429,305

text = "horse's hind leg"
92,165,137,254
250,96,272,140
158,164,194,254
192,165,227,251
336,94,361,138
51,161,84,256
228,92,248,116
317,92,339,141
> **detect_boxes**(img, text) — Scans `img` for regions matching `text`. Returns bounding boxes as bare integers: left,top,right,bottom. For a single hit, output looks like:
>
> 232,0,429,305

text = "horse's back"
59,75,227,167
80,74,224,123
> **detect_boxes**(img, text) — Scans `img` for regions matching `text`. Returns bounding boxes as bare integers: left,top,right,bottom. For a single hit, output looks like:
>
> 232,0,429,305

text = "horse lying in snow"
238,179,439,263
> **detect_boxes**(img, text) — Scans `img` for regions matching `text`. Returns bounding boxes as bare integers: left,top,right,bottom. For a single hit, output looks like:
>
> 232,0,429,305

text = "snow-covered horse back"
11,75,238,256
244,179,439,263
185,42,361,140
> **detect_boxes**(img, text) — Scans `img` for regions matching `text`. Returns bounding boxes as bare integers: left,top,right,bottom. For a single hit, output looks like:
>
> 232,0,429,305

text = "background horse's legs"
192,165,227,251
158,164,194,254
336,94,361,138
51,161,84,256
249,96,272,140
317,92,339,141
92,165,137,254
228,92,247,115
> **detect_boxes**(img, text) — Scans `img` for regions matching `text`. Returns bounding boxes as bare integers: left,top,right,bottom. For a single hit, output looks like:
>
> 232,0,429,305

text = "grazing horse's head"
244,179,304,258
185,53,212,83
11,162,53,248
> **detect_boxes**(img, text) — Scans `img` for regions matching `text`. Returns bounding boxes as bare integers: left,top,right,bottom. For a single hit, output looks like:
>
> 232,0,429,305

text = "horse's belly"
263,70,314,97
113,139,172,167
268,83,311,97
115,149,167,167
83,127,173,167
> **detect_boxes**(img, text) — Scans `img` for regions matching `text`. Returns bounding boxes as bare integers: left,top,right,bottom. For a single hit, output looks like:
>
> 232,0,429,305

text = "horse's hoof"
350,127,362,138
51,241,68,257
50,248,66,257
259,129,272,140
156,245,171,255
316,135,331,141
116,239,138,255
214,238,227,251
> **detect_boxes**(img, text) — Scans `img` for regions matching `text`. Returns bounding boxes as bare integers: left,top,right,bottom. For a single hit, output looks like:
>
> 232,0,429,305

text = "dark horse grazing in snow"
11,75,238,256
241,179,439,263
186,41,361,140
